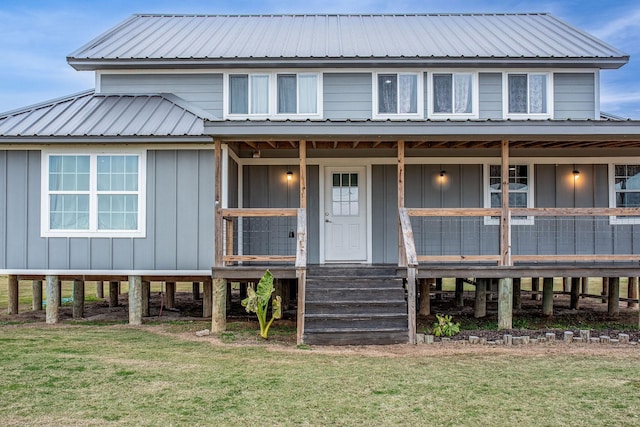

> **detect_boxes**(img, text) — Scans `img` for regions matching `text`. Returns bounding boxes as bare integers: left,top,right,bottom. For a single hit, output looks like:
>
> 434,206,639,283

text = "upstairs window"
226,72,320,118
610,164,640,224
42,151,146,237
431,72,475,117
375,73,419,117
277,74,318,114
229,74,269,115
506,73,551,117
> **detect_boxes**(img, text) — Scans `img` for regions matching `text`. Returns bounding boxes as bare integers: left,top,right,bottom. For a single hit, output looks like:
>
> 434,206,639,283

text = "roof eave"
67,56,629,71
0,136,213,144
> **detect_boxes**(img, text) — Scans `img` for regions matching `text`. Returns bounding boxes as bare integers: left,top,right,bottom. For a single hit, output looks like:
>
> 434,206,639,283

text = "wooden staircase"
303,266,409,345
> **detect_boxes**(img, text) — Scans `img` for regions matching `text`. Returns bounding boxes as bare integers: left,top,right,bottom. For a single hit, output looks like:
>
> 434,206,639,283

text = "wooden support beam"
582,277,589,296
226,282,232,311
564,277,571,293
474,278,487,318
296,269,307,345
192,282,201,300
128,276,142,325
500,139,511,266
608,277,620,316
96,281,104,299
225,218,234,265
498,277,513,329
542,277,554,316
58,281,62,307
455,278,464,307
397,140,406,266
141,281,150,317
628,277,638,309
72,279,84,319
512,278,521,310
435,278,443,301
570,277,581,310
418,278,431,316
7,275,18,315
32,280,43,311
299,140,307,209
531,277,541,301
214,139,223,268
45,275,59,324
165,282,176,309
602,277,609,303
109,281,119,307
212,278,227,333
203,278,213,318
407,266,417,345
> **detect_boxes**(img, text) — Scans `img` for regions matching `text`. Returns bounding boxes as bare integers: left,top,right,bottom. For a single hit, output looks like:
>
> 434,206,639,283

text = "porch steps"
303,267,409,345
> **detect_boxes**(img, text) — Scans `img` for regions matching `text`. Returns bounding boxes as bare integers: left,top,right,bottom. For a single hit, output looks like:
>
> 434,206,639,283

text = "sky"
1,0,640,118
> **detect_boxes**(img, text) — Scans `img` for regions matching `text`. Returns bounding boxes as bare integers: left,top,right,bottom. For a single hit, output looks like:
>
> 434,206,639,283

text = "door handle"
325,219,332,223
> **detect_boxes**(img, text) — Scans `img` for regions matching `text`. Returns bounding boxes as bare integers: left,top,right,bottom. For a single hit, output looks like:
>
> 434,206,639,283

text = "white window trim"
223,71,323,120
427,71,479,119
503,71,553,119
41,149,147,238
608,163,640,225
483,162,535,225
372,71,424,120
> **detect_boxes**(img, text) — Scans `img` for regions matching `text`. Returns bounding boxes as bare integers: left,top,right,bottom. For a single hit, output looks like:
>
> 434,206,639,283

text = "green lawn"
1,324,640,426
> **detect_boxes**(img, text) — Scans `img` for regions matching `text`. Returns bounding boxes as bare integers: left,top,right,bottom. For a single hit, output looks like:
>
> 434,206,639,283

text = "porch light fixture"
439,170,446,177
573,169,580,180
287,170,293,180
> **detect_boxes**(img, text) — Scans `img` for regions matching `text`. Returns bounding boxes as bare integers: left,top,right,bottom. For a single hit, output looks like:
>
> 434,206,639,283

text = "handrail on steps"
399,208,418,344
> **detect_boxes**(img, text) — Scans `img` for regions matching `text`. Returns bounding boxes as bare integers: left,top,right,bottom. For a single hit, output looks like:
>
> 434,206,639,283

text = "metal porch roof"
68,13,628,70
0,90,216,139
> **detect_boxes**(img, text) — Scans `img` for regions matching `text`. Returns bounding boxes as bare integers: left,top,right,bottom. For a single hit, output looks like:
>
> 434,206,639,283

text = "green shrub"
432,314,460,337
241,270,282,339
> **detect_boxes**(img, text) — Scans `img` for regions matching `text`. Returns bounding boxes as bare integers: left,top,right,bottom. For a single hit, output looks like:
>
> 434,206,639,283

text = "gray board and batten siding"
0,150,214,272
100,71,595,121
100,74,223,118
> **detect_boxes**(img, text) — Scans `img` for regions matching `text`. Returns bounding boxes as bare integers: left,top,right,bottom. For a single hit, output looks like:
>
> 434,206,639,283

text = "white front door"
324,167,367,262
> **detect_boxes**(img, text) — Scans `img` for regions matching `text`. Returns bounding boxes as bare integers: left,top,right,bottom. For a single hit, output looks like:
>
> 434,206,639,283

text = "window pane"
98,194,138,230
229,75,248,114
250,75,269,114
332,173,340,187
508,74,527,113
399,74,417,114
454,73,473,113
50,194,89,230
433,74,452,113
378,74,397,114
298,74,317,114
529,74,547,113
278,74,297,114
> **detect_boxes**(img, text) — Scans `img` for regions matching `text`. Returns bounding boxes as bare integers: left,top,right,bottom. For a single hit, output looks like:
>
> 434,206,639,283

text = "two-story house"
2,13,640,344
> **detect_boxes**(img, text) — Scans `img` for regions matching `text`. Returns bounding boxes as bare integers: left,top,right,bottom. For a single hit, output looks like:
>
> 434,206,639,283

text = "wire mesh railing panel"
240,216,297,257
410,216,499,257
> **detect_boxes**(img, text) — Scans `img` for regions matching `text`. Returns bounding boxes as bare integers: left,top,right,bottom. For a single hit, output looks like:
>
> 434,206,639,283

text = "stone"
530,338,538,344
416,334,425,344
504,334,513,346
611,339,619,344
425,335,435,344
618,334,630,344
573,337,583,343
579,330,590,341
522,336,530,345
468,336,480,344
590,337,600,344
479,337,487,345
600,336,611,344
195,329,210,337
563,331,574,343
545,332,556,342
441,337,451,343
513,337,523,345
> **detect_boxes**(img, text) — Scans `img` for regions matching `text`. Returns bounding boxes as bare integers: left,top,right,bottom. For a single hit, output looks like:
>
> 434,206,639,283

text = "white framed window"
41,150,146,237
429,72,477,118
225,72,321,119
609,164,640,224
504,72,552,118
373,72,422,119
484,163,534,225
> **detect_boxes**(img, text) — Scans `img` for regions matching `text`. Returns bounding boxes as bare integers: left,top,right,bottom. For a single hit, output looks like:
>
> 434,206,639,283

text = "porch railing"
398,208,418,344
405,207,640,265
220,208,307,268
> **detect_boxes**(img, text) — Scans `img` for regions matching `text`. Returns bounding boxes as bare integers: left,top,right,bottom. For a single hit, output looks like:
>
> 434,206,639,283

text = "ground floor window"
610,164,640,224
484,163,533,225
42,150,146,237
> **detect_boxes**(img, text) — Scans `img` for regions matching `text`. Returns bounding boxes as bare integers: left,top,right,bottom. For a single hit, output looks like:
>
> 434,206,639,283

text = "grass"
1,324,640,426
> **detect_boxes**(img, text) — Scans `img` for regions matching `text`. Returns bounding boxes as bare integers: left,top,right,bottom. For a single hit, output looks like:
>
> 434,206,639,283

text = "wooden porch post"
397,140,406,266
109,281,119,307
296,140,308,345
7,275,18,315
32,280,43,311
128,275,142,326
608,277,620,316
498,139,512,329
455,278,464,307
212,278,227,332
474,278,487,318
45,275,59,324
72,279,84,319
214,139,223,268
203,278,213,318
418,279,431,315
628,277,638,308
542,277,554,316
531,277,541,301
570,277,580,309
498,278,513,329
141,281,150,317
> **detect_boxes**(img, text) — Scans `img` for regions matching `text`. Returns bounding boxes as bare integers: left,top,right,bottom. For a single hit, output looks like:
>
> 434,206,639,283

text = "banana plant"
241,270,282,339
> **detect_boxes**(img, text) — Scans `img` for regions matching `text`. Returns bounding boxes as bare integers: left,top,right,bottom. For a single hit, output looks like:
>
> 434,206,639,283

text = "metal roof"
0,90,215,139
68,13,628,70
